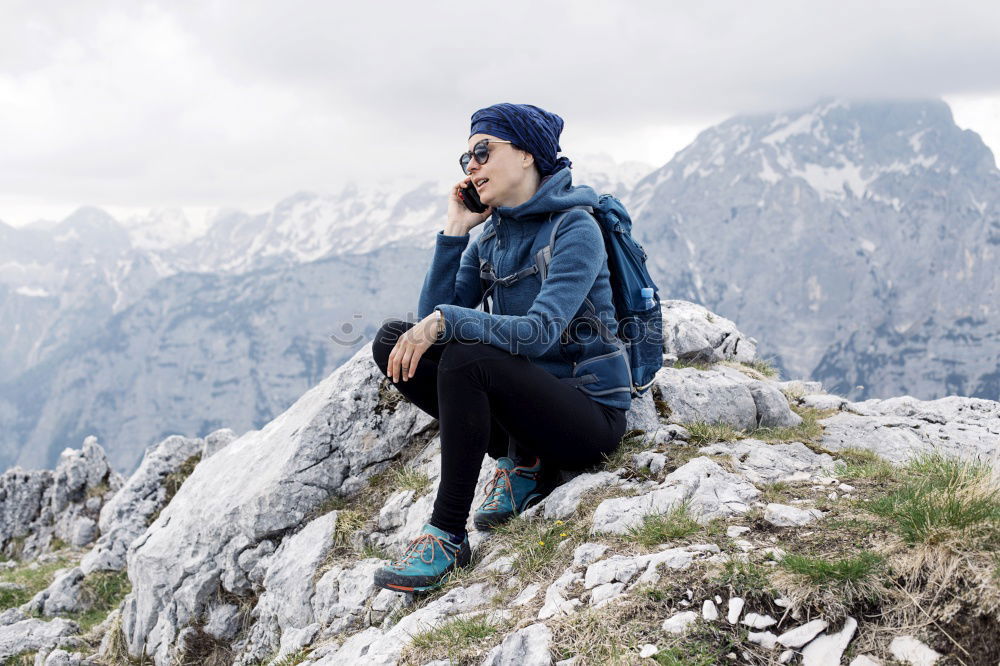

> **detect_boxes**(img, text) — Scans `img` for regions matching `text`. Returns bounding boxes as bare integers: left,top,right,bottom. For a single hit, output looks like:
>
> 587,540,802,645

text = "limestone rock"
538,571,584,621
764,503,823,527
309,583,494,665
889,636,941,665
777,619,829,648
202,428,238,459
661,300,757,364
727,597,744,624
850,656,883,666
80,434,205,575
661,610,698,634
30,567,86,616
591,458,759,534
741,612,776,629
0,438,121,561
481,623,553,666
0,618,79,661
118,347,436,665
541,472,620,520
801,617,857,666
799,394,847,411
237,511,338,663
823,396,1000,463
653,368,758,430
748,382,802,427
698,439,834,484
625,391,660,434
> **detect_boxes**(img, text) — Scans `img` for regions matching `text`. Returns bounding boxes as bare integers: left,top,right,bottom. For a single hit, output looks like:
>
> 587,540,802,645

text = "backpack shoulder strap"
535,206,594,280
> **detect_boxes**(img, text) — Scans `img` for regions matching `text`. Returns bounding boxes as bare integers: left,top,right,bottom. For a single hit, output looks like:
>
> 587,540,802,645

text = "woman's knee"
371,319,411,371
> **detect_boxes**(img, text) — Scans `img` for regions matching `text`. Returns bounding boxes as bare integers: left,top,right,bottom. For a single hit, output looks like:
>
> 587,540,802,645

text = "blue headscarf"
469,103,572,177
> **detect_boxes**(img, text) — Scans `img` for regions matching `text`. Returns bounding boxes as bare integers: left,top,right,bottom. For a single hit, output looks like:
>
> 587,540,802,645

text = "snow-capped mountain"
2,117,997,474
629,98,999,400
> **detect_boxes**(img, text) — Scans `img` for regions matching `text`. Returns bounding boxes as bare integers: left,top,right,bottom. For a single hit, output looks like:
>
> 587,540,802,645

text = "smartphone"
460,183,488,214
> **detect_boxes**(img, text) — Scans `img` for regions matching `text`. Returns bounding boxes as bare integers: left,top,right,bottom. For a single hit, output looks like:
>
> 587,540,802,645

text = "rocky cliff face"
0,300,996,665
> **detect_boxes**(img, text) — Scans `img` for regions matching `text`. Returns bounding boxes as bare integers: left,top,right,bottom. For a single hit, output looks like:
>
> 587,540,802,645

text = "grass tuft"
392,466,431,494
0,556,73,610
834,448,895,481
402,613,500,664
627,503,701,546
684,422,743,446
867,454,1000,549
71,570,132,632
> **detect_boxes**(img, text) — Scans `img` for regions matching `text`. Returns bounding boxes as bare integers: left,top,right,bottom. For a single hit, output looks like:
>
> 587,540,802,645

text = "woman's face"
465,133,533,207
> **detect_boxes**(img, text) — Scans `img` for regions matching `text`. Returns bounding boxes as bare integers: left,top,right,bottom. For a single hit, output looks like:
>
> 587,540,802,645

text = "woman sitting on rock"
371,102,631,592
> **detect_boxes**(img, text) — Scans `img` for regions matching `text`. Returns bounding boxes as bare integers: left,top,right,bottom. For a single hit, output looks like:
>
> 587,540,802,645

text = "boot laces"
390,533,454,570
481,467,515,511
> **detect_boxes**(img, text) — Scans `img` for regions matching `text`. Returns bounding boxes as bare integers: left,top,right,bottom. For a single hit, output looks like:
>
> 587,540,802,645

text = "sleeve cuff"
437,230,471,245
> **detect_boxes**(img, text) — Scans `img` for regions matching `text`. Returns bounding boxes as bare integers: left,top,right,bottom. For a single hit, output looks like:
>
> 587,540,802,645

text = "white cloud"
1,0,1000,226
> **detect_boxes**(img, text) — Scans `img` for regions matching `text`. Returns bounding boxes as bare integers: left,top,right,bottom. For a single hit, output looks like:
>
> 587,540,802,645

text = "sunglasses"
459,139,513,174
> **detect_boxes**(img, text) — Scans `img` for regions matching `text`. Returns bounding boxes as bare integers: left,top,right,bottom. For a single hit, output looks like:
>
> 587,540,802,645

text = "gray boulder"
118,345,436,665
822,395,1000,463
591,458,760,534
748,382,802,427
0,438,121,560
481,623,553,666
697,440,834,484
662,300,758,364
80,433,206,575
236,511,338,664
653,368,758,430
0,618,79,661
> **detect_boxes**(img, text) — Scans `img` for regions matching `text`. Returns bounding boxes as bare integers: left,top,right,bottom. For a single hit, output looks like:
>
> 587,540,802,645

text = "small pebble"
638,644,658,658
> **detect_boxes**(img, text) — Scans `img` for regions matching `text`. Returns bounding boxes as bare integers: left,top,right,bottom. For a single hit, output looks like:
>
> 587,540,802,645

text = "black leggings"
371,319,627,536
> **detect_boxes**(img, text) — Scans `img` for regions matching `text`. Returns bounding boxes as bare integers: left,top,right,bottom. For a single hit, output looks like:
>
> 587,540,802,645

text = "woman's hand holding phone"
445,176,491,236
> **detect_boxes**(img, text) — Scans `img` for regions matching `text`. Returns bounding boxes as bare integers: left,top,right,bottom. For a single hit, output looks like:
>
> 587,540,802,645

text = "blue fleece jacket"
418,167,632,410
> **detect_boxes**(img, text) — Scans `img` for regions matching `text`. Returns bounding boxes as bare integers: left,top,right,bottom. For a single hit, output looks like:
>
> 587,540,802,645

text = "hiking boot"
373,524,471,593
473,456,545,530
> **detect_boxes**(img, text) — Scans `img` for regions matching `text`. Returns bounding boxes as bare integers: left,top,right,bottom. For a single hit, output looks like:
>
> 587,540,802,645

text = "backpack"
477,194,664,396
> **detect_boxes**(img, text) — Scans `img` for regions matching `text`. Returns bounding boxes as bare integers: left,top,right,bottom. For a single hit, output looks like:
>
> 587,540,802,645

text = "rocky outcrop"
0,437,121,560
819,395,1000,463
80,433,208,575
118,349,436,664
1,300,997,665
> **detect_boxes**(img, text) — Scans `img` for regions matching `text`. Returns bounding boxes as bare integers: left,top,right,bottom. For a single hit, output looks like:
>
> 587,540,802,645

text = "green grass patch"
148,453,203,525
492,517,579,578
391,466,431,494
601,430,649,471
70,570,132,631
671,358,714,371
779,551,885,586
759,481,792,503
834,448,895,481
404,613,500,664
743,358,778,378
5,652,38,665
684,422,743,446
270,648,313,665
866,454,1000,549
627,504,701,546
0,556,73,610
717,559,772,602
750,404,831,447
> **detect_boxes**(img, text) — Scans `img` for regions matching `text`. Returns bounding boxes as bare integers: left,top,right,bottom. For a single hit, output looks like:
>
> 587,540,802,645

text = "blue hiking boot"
373,524,471,593
473,456,545,531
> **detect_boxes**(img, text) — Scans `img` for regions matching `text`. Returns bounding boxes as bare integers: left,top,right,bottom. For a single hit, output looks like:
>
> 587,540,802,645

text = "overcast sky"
2,0,1000,227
